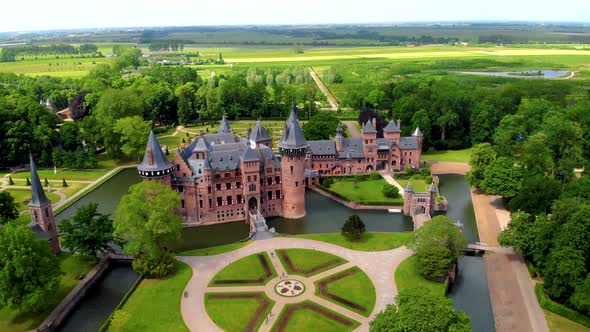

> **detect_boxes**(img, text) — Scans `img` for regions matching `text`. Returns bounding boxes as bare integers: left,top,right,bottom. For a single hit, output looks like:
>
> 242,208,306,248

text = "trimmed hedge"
534,283,590,328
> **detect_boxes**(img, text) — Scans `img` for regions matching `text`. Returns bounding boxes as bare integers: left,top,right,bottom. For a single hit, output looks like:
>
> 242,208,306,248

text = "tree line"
0,44,100,62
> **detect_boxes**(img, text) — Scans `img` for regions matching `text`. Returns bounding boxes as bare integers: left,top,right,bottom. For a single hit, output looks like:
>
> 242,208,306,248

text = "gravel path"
178,238,412,332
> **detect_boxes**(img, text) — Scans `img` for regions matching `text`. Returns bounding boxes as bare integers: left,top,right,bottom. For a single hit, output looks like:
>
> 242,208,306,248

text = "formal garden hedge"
534,283,590,328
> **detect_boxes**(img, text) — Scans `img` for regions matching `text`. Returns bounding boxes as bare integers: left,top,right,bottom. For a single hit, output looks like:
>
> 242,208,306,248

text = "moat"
55,169,494,331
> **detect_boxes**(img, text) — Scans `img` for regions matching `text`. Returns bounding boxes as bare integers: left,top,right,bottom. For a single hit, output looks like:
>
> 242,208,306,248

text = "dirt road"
308,67,338,110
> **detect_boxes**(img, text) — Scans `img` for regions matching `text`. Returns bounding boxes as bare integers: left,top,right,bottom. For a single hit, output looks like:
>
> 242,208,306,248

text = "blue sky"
2,0,589,32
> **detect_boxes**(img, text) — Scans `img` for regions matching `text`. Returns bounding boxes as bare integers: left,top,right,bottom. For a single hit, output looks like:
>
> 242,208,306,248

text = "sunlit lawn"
289,232,413,251
328,178,404,205
419,148,473,163
395,255,446,296
315,267,376,316
11,169,109,181
3,189,62,211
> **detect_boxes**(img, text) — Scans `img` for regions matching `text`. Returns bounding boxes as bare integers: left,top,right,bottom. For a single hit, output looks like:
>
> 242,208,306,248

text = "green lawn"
109,261,192,332
276,249,347,277
422,148,473,163
394,255,446,296
395,177,429,193
544,309,590,332
288,232,413,251
272,301,360,332
0,253,95,332
327,178,404,205
315,267,376,317
3,189,62,211
60,183,88,198
178,241,250,256
11,169,109,181
205,293,273,332
210,252,276,286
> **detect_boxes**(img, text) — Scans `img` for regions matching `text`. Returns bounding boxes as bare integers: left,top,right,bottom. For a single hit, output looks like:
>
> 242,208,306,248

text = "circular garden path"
178,238,412,332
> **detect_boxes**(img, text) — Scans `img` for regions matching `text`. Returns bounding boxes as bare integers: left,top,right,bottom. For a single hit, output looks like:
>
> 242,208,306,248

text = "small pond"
458,69,569,79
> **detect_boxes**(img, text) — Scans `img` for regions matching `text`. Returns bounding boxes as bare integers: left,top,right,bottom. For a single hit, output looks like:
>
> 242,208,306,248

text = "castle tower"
240,145,261,220
249,119,272,148
218,115,232,134
137,131,175,186
412,127,423,150
383,119,401,143
28,154,60,254
361,119,378,171
335,122,344,152
279,103,308,219
402,182,414,216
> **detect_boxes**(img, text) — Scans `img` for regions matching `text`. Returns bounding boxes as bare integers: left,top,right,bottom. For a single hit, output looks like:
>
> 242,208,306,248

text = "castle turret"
384,119,401,143
218,115,232,134
362,119,378,171
335,122,344,152
28,154,60,254
279,102,308,219
137,131,175,185
403,182,414,216
412,127,423,150
240,145,261,220
249,119,272,147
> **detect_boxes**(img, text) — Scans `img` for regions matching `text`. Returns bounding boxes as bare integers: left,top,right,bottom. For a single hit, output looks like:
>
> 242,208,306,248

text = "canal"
55,171,494,331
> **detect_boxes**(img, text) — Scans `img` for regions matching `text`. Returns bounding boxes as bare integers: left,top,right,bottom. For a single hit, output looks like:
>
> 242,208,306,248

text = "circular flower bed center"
275,279,305,297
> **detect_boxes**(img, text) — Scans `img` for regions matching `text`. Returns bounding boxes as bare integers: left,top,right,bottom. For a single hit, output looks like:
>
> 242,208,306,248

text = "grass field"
0,57,107,77
205,292,273,332
109,261,191,332
422,148,473,163
4,189,62,211
272,300,359,332
394,255,446,297
395,177,429,192
315,267,376,317
327,178,404,205
178,241,250,256
544,309,590,332
210,252,276,286
60,182,88,198
0,253,95,332
11,169,109,181
276,249,347,277
288,232,413,251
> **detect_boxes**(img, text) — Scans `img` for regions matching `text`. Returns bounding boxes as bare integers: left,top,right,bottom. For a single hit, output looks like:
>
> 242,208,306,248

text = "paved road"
308,67,339,110
178,238,412,332
343,121,361,138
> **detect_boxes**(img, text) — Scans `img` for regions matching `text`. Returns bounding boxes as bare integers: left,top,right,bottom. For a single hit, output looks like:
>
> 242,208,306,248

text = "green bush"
25,177,31,186
420,164,431,177
416,246,452,280
526,261,537,278
535,283,590,328
425,176,433,185
132,253,176,278
341,214,366,241
62,178,68,187
404,165,415,176
382,184,400,198
369,172,381,180
8,176,14,185
571,275,590,315
322,177,334,188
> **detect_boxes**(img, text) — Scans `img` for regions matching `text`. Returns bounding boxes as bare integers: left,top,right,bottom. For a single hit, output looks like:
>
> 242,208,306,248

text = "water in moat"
57,263,139,332
54,171,493,331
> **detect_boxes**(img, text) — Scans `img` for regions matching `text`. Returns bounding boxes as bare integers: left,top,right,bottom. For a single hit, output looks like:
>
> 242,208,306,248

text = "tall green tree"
113,116,152,161
0,223,60,312
59,203,114,258
480,157,522,198
0,192,19,225
302,112,340,140
114,181,182,258
466,143,496,189
370,287,471,332
520,133,552,176
543,246,586,302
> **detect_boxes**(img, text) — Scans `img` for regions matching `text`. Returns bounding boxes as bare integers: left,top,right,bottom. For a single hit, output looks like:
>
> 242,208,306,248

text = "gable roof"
218,115,232,134
241,145,260,162
308,140,336,155
384,120,401,133
362,119,377,134
29,154,50,207
249,120,271,142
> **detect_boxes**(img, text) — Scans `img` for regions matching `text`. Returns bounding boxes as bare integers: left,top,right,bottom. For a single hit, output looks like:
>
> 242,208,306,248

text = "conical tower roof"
428,182,437,193
384,119,401,133
279,105,307,149
28,153,50,207
137,131,174,176
412,127,423,137
362,119,377,134
335,122,344,139
249,120,271,142
218,115,232,134
404,182,414,192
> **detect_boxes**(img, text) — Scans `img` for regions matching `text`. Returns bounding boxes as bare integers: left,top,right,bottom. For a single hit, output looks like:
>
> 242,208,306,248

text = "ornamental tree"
0,191,19,225
59,203,115,258
370,287,472,332
341,214,366,241
0,223,60,313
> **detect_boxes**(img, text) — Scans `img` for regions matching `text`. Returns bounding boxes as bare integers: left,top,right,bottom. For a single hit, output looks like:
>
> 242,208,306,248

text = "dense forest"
0,47,322,167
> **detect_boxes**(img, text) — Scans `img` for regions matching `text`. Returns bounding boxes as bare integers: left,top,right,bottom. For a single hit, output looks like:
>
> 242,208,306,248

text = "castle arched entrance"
248,197,258,211
414,205,426,215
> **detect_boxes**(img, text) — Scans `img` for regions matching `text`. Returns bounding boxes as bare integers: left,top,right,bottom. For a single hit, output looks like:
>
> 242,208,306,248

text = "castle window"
249,184,256,192
45,209,49,218
225,173,230,177
290,166,294,174
178,185,184,193
267,178,272,185
216,183,221,191
176,164,180,171
296,181,299,187
226,182,231,189
208,186,212,193
217,197,222,206
253,175,257,181
248,176,251,182
268,191,272,200
199,200,203,208
181,200,185,208
227,196,233,205
276,190,281,199
208,199,212,208
237,195,242,203
236,181,241,188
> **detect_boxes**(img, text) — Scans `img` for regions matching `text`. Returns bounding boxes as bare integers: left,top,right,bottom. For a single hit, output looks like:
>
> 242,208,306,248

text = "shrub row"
314,184,402,206
534,283,590,328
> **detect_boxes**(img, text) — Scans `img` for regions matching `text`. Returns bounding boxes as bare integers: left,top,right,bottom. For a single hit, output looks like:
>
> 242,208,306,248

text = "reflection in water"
57,264,139,332
437,174,479,243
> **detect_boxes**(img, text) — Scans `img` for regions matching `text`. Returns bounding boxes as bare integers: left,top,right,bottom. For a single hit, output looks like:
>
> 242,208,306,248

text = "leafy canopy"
59,203,115,258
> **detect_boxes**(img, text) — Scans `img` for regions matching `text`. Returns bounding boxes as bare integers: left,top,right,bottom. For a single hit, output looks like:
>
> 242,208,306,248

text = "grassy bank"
177,241,250,256
289,232,413,251
394,255,446,296
324,177,404,206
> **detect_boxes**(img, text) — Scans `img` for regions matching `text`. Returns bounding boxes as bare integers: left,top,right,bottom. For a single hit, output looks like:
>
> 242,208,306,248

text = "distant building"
137,103,423,226
40,98,54,111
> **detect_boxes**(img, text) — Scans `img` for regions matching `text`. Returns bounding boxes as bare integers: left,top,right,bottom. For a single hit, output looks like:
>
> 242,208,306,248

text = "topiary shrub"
44,178,49,187
382,184,400,198
132,252,176,278
25,177,31,186
62,178,68,187
369,172,381,180
8,177,14,185
341,214,366,241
